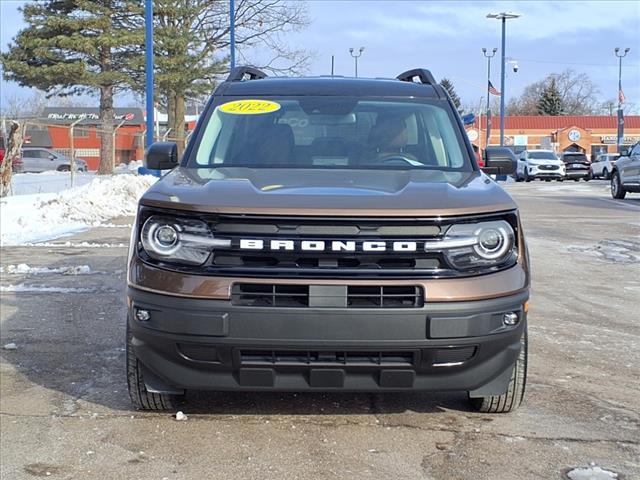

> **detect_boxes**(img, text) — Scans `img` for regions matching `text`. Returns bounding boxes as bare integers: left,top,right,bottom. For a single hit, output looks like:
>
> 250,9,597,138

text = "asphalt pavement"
1,179,639,480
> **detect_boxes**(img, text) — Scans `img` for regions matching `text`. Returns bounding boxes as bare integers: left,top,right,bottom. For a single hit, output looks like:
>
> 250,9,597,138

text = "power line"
517,58,640,68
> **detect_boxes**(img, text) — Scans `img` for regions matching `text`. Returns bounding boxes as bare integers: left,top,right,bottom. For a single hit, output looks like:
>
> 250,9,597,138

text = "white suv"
591,153,619,180
515,149,565,182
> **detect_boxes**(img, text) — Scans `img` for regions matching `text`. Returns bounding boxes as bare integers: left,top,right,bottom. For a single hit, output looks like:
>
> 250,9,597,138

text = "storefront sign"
600,135,640,145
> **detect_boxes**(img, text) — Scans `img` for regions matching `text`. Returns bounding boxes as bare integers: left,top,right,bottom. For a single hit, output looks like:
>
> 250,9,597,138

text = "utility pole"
144,0,154,148
349,47,364,77
487,12,521,146
482,47,497,147
614,47,630,152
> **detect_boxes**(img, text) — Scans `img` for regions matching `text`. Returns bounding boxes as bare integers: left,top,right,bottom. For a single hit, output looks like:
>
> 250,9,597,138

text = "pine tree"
537,78,565,116
440,78,462,112
0,1,143,174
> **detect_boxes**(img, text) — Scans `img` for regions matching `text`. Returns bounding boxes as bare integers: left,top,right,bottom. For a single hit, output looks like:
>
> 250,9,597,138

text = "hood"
140,167,517,217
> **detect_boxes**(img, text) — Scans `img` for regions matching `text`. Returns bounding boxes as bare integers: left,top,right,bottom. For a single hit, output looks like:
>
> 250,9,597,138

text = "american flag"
488,81,501,96
619,88,626,105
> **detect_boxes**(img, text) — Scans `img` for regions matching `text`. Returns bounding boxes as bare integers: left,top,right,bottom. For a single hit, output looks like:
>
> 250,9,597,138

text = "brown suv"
127,67,530,413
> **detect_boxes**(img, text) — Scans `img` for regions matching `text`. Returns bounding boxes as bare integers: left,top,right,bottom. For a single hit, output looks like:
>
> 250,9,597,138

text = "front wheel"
126,324,183,410
611,171,627,199
469,330,527,413
524,170,532,182
57,165,70,172
603,169,610,180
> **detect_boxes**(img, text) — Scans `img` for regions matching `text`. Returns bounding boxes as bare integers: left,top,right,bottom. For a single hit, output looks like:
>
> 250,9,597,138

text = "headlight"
425,220,517,271
140,215,230,265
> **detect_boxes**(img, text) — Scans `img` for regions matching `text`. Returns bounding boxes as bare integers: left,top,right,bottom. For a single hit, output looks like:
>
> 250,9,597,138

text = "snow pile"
1,264,92,275
0,284,96,293
11,171,95,196
114,160,143,174
1,174,156,245
566,465,618,479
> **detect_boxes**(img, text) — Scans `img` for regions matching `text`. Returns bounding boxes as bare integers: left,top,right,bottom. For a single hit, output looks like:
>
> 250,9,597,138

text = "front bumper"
564,168,589,178
128,287,528,394
528,164,564,179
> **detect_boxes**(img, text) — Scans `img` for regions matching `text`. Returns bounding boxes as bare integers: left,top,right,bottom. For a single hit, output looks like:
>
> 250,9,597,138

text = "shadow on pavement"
1,253,473,417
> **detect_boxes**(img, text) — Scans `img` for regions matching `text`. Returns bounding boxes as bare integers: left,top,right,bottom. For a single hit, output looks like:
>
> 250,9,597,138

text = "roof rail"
226,66,268,82
396,69,436,86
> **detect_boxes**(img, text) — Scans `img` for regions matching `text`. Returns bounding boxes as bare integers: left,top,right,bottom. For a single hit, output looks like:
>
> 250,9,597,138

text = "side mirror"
619,147,630,157
49,154,56,160
482,147,516,175
145,142,178,170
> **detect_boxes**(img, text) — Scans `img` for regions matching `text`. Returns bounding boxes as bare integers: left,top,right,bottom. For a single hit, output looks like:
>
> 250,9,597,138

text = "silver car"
20,147,88,173
611,143,640,199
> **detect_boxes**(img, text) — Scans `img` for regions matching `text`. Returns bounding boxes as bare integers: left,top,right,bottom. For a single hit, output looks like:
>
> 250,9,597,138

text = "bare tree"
0,91,48,119
507,69,601,116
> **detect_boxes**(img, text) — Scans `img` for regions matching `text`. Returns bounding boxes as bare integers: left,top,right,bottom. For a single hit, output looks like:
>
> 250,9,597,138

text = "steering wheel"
380,154,419,166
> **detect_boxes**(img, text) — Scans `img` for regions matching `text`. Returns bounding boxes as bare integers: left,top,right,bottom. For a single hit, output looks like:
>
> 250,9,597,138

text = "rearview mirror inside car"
145,142,179,170
482,147,516,175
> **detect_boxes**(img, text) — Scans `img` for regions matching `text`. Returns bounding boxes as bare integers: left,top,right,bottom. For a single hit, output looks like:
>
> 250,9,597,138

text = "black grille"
347,285,423,308
232,284,309,307
538,165,559,171
240,349,415,367
232,284,424,308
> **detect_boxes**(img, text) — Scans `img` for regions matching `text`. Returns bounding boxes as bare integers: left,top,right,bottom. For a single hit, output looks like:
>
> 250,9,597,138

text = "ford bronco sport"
127,67,530,413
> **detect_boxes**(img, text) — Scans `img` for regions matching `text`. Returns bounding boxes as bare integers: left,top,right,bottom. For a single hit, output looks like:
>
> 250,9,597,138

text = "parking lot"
1,179,639,480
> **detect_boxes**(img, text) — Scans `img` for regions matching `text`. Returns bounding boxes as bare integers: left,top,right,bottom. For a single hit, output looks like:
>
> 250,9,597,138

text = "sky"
1,0,640,113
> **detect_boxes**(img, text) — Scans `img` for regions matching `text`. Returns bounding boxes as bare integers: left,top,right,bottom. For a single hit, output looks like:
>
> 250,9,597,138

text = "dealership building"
466,115,640,159
25,108,146,171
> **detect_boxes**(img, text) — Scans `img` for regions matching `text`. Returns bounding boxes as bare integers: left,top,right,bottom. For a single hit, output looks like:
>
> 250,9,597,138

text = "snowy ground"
0,172,156,246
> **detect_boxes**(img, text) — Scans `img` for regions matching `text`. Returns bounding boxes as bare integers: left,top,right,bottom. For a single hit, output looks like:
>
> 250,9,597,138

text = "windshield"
189,97,472,171
529,151,557,160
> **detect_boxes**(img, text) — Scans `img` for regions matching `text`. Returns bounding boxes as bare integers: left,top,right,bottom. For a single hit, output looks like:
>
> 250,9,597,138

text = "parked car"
515,149,565,182
611,143,640,199
560,152,590,181
126,66,530,414
590,153,619,180
20,147,88,173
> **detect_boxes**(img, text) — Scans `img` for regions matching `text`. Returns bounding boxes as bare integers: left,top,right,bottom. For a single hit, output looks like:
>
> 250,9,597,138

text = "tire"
524,170,531,182
126,323,182,410
557,178,563,182
57,165,70,172
611,171,627,199
469,329,527,413
603,169,609,180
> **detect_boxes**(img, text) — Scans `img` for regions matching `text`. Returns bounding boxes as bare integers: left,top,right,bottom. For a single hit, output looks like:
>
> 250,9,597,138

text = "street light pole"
487,12,521,147
482,47,497,147
614,47,630,152
230,0,236,69
144,0,154,149
349,47,364,77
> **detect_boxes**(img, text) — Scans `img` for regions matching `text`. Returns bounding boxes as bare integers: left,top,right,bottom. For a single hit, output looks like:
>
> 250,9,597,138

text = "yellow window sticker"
218,99,281,115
